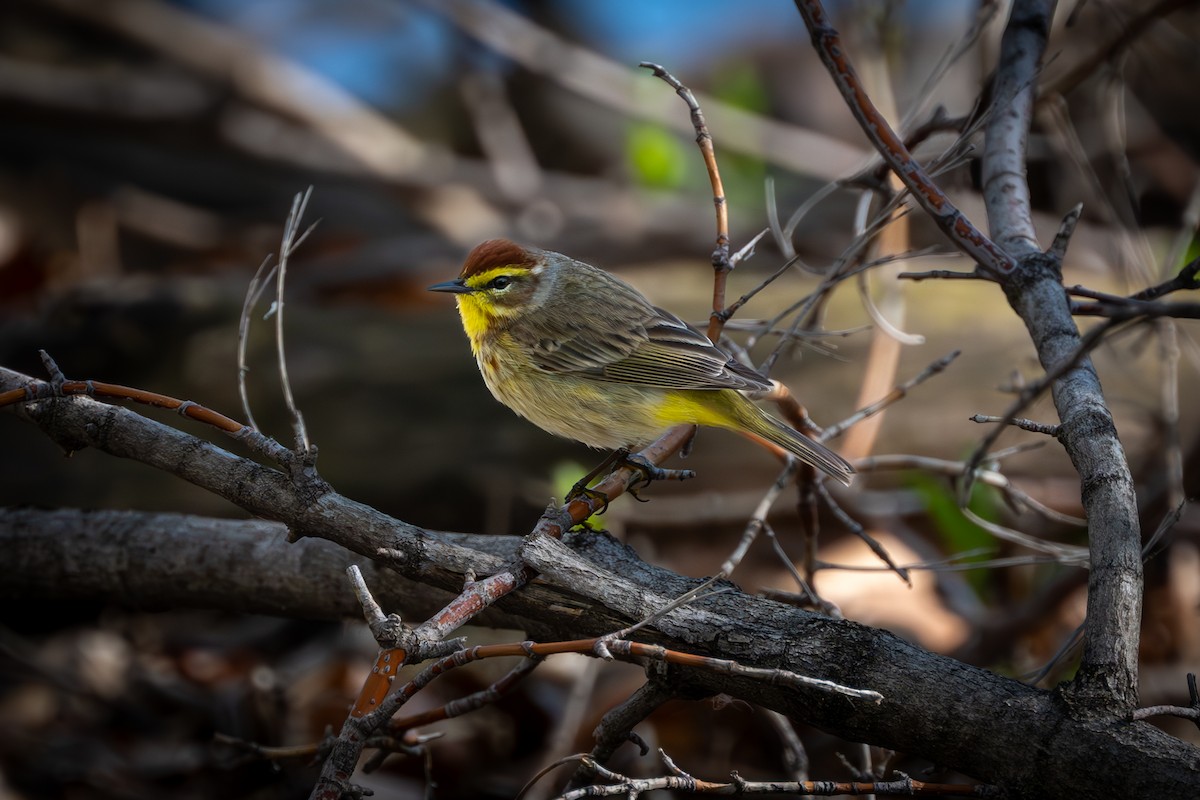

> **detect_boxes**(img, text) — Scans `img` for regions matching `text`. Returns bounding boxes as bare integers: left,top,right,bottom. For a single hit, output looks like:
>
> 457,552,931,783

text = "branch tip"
1047,203,1083,260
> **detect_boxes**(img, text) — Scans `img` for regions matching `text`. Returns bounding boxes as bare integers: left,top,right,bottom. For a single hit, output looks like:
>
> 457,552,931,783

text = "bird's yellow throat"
453,266,530,346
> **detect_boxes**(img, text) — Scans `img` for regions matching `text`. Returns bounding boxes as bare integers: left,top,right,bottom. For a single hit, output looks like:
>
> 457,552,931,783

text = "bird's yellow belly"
473,340,671,449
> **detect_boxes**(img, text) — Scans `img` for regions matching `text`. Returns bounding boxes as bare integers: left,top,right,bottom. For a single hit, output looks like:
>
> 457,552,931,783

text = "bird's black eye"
488,275,512,290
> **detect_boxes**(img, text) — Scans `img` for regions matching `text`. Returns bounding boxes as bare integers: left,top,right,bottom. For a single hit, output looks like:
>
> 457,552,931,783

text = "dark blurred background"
1,0,1199,797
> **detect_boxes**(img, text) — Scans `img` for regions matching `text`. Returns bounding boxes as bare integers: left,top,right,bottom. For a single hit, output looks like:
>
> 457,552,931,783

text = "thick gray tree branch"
1,503,1197,798
0,508,514,627
0,367,491,598
981,0,1047,257
980,0,1143,712
793,0,1144,714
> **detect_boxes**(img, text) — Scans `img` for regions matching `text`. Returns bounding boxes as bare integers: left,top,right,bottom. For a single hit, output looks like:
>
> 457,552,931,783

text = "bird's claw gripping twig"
564,448,696,509
565,483,612,515
621,452,695,499
564,448,630,514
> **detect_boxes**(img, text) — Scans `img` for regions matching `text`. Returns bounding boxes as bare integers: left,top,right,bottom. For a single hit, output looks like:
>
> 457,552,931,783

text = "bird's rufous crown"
460,239,535,279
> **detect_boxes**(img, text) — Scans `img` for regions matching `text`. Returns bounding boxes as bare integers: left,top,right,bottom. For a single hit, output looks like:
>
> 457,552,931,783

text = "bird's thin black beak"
427,279,474,294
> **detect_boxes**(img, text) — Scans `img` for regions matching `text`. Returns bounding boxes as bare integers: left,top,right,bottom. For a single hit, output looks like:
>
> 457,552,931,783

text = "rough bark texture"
981,0,1144,712
999,256,1144,712
2,505,1197,799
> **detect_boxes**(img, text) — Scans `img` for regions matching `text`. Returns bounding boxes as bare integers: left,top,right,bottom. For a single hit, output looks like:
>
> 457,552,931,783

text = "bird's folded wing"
522,303,771,392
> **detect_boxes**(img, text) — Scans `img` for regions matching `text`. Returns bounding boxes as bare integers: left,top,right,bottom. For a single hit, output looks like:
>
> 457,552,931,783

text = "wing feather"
513,261,770,392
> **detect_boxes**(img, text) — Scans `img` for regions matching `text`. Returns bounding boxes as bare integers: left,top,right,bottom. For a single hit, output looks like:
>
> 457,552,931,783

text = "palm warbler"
428,239,853,485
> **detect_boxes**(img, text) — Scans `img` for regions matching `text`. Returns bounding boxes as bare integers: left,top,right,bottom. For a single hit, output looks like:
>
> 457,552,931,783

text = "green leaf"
626,124,688,189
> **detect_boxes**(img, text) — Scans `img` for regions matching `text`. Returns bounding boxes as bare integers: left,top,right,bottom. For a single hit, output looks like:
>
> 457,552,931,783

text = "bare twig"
792,0,1016,277
565,751,995,798
855,453,1088,529
757,201,902,372
639,62,732,341
823,350,960,441
567,678,675,790
961,507,1087,564
236,254,277,431
724,460,801,579
899,269,995,282
347,565,388,631
0,353,302,471
1157,320,1185,509
1142,500,1187,562
1131,673,1200,731
1134,255,1200,300
969,414,1060,437
1066,257,1200,319
816,481,911,585
361,658,541,776
764,709,810,783
962,317,1123,495
271,187,316,454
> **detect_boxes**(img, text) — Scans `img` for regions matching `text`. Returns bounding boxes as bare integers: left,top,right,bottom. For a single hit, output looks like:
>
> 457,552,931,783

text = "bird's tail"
739,405,854,486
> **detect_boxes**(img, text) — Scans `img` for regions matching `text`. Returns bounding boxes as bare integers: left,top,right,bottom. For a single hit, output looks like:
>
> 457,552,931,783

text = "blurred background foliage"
1,0,1198,797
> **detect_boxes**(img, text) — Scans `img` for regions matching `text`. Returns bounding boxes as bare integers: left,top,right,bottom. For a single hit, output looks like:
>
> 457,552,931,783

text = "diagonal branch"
791,0,1016,278
795,0,1144,712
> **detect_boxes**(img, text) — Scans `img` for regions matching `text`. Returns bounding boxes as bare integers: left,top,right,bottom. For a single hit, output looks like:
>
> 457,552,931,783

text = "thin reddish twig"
792,0,1016,277
640,62,733,340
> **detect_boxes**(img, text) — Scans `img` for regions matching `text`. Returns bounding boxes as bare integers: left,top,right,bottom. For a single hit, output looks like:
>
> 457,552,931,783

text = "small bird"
428,239,853,486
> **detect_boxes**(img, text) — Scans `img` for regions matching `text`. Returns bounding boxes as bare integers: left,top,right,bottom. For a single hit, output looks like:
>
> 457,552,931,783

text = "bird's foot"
564,448,632,514
565,483,611,515
564,449,696,509
620,452,696,500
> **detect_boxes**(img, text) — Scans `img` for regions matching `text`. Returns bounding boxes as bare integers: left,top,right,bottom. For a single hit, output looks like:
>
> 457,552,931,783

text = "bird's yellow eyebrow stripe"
464,266,531,289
